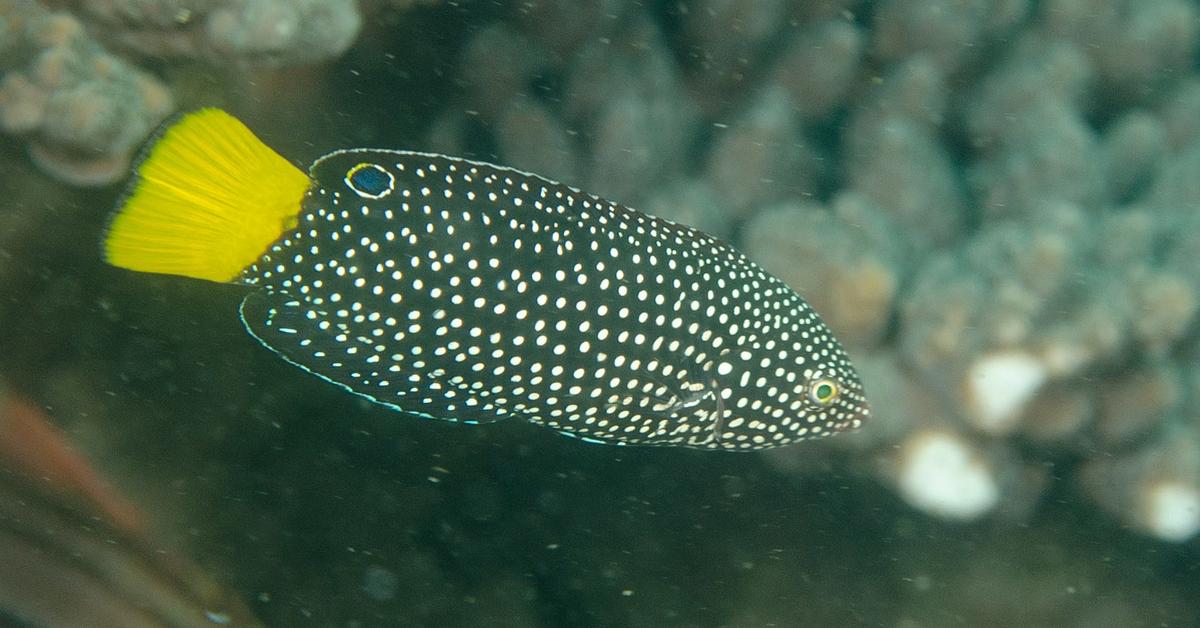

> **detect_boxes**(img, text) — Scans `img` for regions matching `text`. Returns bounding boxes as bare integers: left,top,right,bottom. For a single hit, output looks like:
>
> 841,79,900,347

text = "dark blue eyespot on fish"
345,163,394,199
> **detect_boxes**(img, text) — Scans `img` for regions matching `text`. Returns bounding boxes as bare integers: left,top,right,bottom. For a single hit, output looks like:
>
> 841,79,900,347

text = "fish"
103,108,869,450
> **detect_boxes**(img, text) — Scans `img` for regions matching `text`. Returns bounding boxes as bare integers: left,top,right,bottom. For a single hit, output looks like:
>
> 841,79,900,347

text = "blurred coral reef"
0,0,173,185
433,0,1200,546
0,0,366,185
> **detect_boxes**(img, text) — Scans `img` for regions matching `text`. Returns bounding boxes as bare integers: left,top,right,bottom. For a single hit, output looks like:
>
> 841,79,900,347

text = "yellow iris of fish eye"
810,379,839,405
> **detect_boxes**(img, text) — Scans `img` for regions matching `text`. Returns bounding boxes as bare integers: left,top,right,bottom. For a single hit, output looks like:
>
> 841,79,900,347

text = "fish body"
105,109,869,450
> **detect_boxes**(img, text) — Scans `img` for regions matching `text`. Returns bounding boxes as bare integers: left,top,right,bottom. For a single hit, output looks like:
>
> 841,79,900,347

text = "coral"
443,0,1200,534
872,0,1029,74
0,0,173,185
962,350,1048,436
74,0,362,66
842,56,965,254
899,203,1200,440
901,204,1080,375
1094,365,1182,446
962,34,1093,140
960,34,1104,220
673,0,791,110
741,199,900,348
1018,383,1093,445
565,14,699,206
1040,0,1199,103
510,0,622,63
1080,428,1200,542
1098,109,1168,204
704,85,819,220
766,19,864,123
886,427,1002,521
641,178,731,240
966,99,1104,220
1156,77,1200,151
457,23,549,122
0,0,367,185
493,94,579,185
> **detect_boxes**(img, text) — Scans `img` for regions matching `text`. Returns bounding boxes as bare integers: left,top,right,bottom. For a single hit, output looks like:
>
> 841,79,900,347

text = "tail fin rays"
103,109,311,283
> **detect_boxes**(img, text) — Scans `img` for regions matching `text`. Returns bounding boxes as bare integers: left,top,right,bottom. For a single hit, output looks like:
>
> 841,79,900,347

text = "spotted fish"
104,109,869,450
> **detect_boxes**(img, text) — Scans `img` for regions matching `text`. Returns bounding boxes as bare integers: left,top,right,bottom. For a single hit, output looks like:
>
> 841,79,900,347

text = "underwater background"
2,0,1200,626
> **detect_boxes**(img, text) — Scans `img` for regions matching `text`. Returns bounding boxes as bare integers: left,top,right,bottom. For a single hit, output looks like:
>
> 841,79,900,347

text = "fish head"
817,361,870,433
309,148,440,203
788,342,870,439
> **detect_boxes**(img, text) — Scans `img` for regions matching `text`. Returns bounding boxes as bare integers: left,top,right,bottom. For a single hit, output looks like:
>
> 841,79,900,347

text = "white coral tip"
897,430,999,521
1140,480,1200,543
965,351,1047,434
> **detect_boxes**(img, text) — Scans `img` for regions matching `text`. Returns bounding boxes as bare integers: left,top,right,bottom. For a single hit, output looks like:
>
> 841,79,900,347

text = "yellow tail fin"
103,108,311,283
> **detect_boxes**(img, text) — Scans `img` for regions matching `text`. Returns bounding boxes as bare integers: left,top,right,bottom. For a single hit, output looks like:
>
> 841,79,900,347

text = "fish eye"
345,162,394,199
808,379,840,406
